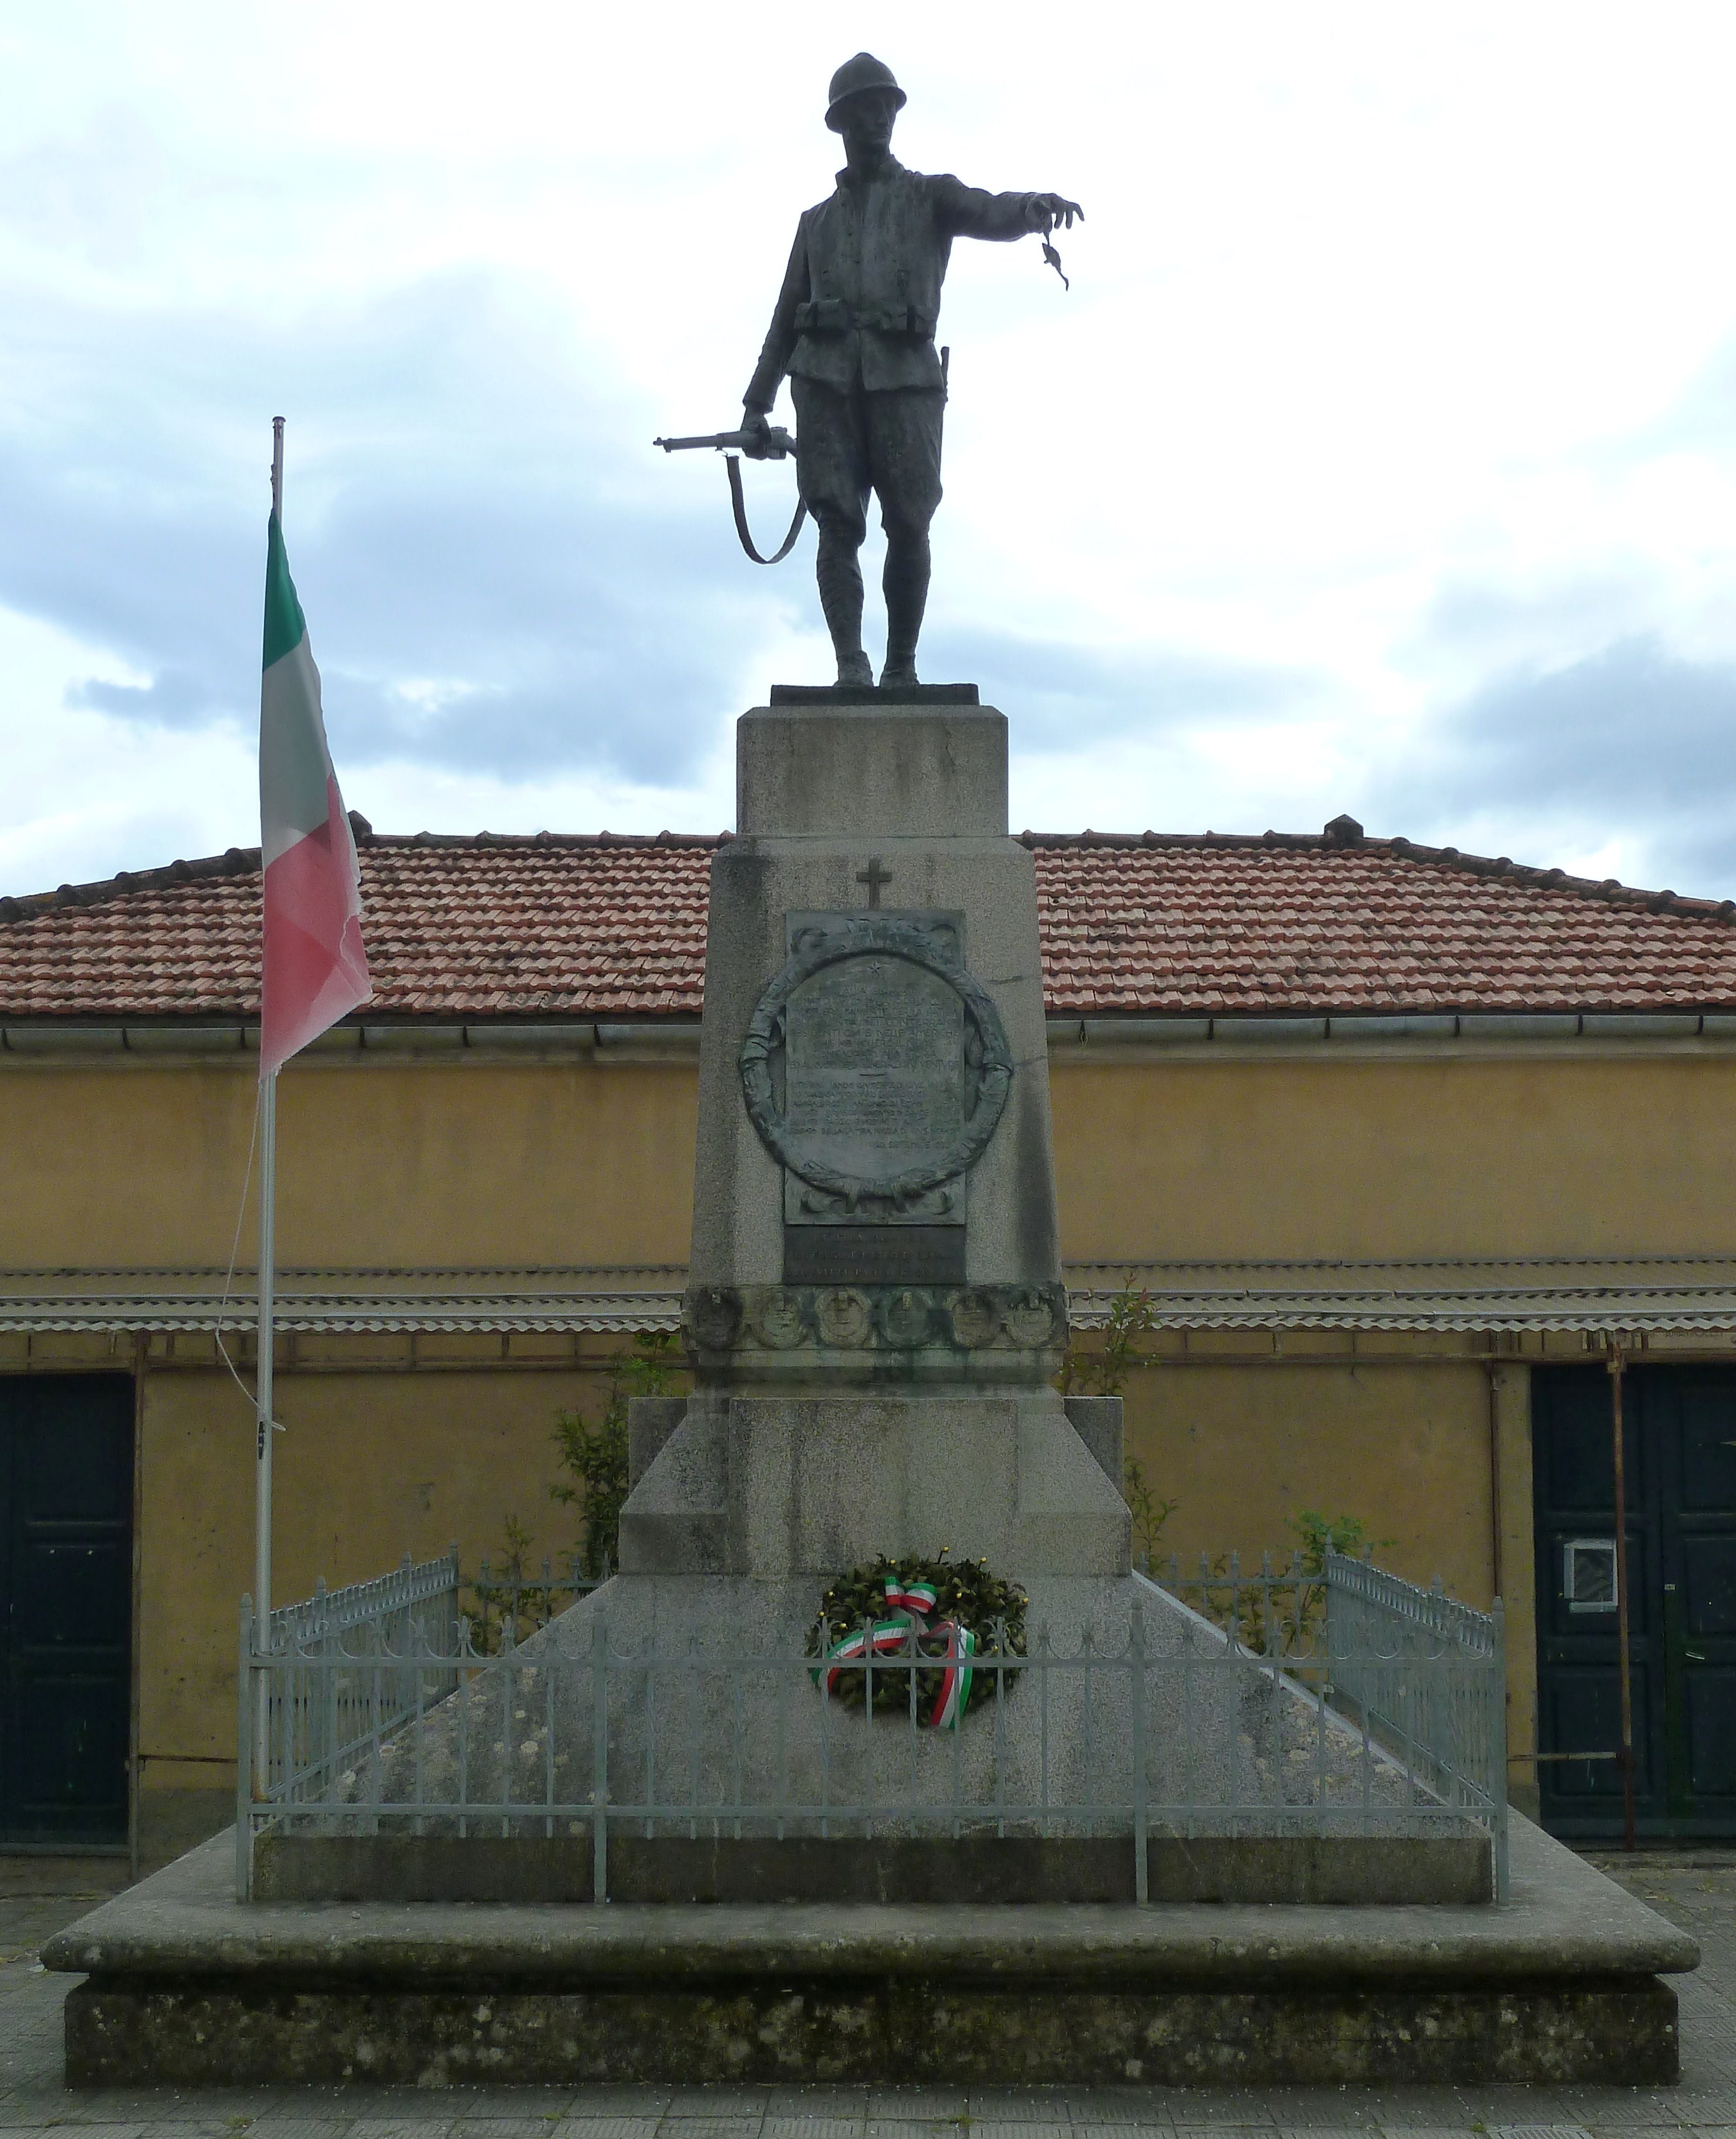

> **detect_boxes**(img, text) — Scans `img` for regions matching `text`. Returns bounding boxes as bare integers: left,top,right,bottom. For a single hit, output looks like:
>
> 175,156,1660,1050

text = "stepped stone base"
44,1817,1697,2088
64,1976,1679,2090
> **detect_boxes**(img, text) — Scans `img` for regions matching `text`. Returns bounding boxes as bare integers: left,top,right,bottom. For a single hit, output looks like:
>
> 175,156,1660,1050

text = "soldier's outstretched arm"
931,175,1084,243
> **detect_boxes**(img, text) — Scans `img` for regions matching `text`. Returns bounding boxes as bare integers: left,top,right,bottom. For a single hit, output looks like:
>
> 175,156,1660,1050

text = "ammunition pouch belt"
793,298,936,339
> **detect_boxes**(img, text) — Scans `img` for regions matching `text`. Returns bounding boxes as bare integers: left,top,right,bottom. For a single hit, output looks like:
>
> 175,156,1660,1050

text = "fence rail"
238,1554,1507,1905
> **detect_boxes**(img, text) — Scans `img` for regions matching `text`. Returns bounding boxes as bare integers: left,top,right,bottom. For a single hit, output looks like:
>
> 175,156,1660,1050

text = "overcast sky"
4,2,1736,899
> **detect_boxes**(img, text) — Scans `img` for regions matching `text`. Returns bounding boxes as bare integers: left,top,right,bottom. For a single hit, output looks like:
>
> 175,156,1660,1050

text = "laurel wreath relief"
739,914,1013,1205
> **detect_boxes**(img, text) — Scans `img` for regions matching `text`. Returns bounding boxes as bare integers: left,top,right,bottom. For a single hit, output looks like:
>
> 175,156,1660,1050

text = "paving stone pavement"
0,1852,1731,2138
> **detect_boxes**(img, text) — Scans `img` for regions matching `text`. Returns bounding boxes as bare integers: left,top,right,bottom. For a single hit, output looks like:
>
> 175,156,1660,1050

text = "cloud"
1432,637,1736,816
1420,574,1662,673
1363,635,1736,894
72,669,213,722
0,601,254,899
0,266,796,788
922,625,1313,747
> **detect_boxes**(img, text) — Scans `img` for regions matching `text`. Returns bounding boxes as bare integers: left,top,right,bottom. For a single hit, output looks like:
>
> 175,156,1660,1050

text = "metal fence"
235,1550,602,1897
1324,1552,1508,1842
237,1553,1507,1904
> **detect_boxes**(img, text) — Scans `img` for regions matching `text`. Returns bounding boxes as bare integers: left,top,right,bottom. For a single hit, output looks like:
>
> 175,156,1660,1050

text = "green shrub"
550,1330,682,1576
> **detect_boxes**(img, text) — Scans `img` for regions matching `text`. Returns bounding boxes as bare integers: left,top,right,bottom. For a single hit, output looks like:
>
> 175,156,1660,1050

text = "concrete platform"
41,1813,1697,2090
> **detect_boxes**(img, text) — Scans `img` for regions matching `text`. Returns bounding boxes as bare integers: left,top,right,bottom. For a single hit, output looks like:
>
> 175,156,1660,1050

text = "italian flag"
258,511,370,1078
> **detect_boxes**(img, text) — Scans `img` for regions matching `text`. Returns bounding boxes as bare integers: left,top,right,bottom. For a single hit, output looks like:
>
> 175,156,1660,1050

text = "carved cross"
855,856,892,909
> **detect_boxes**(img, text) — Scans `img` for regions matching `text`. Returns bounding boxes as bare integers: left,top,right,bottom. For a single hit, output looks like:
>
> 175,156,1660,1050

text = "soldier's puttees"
740,53,1082,691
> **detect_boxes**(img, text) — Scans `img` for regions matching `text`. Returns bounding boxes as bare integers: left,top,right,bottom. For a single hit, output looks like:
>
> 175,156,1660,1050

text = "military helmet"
826,52,906,130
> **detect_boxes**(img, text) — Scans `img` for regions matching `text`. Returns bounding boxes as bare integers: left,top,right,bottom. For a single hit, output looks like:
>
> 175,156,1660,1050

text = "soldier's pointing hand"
1025,193,1083,233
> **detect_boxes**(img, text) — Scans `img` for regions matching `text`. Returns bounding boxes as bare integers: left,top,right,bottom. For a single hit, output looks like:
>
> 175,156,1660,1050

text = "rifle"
652,426,806,563
654,425,799,460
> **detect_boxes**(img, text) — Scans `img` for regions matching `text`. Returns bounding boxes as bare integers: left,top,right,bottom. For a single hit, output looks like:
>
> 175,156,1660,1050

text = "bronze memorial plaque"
738,912,1013,1290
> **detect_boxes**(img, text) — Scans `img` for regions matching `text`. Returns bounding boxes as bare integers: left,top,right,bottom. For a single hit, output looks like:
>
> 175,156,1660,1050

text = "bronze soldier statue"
740,54,1081,690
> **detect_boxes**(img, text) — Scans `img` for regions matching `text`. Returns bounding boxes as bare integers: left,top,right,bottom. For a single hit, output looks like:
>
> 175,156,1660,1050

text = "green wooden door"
1533,1364,1736,1838
0,1375,133,1846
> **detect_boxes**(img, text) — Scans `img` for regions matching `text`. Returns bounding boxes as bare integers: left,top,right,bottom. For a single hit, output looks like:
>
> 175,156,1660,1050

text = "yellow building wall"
1049,1052,1736,1260
1113,1343,1553,1817
7,1046,1736,1275
0,1057,700,1268
1121,1355,1495,1605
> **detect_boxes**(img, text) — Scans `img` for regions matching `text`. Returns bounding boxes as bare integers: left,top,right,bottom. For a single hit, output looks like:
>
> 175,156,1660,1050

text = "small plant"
1060,1275,1161,1396
1124,1454,1179,1567
1286,1507,1389,1574
551,1330,682,1576
1177,1509,1396,1658
491,1512,535,1581
465,1514,556,1652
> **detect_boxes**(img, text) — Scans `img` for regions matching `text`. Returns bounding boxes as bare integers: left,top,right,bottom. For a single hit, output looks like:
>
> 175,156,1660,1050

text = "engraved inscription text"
785,954,964,1172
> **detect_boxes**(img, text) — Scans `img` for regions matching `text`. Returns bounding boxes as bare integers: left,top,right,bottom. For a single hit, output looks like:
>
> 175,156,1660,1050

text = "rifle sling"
726,453,807,566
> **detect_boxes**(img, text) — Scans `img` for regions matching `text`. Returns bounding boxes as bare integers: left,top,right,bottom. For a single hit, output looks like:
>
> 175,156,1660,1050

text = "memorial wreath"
808,1552,1028,1728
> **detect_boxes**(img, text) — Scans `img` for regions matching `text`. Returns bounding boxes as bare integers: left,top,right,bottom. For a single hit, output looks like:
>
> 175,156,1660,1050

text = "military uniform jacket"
745,157,1036,405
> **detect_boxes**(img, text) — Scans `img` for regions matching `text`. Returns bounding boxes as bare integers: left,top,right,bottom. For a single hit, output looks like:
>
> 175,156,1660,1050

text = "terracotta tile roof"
4,814,1736,1022
0,829,718,1022
1028,823,1736,1016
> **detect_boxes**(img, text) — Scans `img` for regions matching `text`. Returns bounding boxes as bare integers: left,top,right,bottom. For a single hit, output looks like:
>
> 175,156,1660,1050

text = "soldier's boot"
880,529,930,688
816,526,872,690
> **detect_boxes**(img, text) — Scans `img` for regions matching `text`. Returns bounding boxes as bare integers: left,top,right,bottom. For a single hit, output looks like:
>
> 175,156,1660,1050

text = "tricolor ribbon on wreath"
814,1575,978,1729
928,1617,979,1729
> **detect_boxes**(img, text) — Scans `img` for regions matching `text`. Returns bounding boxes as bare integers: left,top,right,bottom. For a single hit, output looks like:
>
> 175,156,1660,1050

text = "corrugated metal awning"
1066,1257,1736,1333
5,1257,1736,1338
0,1267,687,1335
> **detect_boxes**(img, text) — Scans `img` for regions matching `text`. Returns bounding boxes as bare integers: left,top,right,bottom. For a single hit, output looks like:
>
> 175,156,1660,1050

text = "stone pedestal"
621,1390,1125,1579
624,686,1127,1578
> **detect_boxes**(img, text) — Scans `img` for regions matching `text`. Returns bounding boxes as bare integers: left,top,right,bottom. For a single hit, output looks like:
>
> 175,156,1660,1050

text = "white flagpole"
256,1076,276,1618
256,417,285,1644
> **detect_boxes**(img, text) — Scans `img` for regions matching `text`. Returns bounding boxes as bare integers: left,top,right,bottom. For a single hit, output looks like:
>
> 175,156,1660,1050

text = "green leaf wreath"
807,1552,1028,1727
